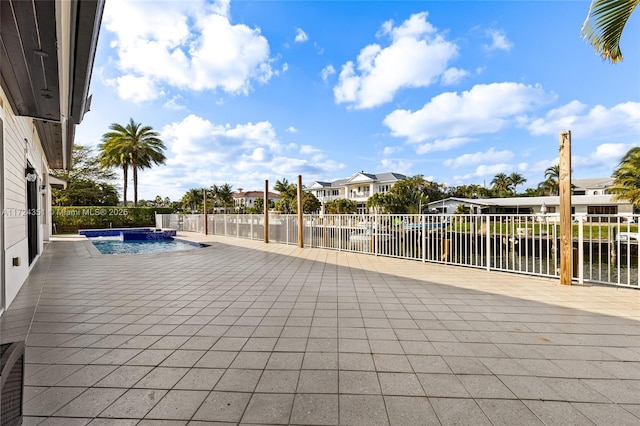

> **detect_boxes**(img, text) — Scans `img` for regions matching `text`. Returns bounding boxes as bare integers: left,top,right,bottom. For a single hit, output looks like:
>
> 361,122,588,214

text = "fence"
156,213,639,288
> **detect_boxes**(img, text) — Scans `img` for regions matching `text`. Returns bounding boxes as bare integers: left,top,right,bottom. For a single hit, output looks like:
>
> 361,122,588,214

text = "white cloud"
295,28,309,43
107,75,161,102
300,145,322,155
163,95,186,110
444,148,514,169
382,146,403,156
415,137,474,155
286,126,298,133
454,163,512,181
592,143,635,162
333,12,459,109
141,114,345,199
484,29,513,52
321,65,336,81
528,101,640,139
103,0,273,101
441,67,469,85
379,159,412,175
384,82,555,143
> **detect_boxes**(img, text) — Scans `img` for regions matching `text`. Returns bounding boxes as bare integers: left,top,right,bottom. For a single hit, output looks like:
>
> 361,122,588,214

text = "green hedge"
52,206,174,234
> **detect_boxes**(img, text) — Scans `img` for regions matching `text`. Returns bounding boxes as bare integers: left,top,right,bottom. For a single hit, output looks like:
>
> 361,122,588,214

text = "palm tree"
542,164,560,195
509,172,527,195
211,183,234,213
182,188,204,213
274,178,297,213
609,147,640,206
99,118,166,207
491,173,511,197
581,0,639,63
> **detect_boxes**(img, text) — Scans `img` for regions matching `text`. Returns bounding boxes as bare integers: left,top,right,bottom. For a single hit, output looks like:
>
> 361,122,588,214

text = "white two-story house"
307,172,407,214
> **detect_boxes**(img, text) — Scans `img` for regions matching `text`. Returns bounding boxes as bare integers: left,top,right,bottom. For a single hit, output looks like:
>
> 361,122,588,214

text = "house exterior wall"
308,173,406,214
1,90,50,310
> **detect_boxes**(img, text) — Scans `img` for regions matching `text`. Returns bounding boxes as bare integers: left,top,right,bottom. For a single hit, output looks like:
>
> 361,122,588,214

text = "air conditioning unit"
1,341,25,426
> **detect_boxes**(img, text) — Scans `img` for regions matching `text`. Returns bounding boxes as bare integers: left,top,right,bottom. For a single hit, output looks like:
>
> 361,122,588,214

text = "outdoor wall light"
25,167,37,182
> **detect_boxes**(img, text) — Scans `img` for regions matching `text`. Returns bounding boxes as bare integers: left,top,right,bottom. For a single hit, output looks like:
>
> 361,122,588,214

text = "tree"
327,198,358,214
249,197,275,214
384,175,433,214
99,118,166,207
540,164,560,196
609,147,640,206
274,178,297,213
581,0,639,63
509,172,527,195
51,145,119,206
299,192,321,213
366,193,387,213
182,188,205,213
491,173,512,197
211,183,234,213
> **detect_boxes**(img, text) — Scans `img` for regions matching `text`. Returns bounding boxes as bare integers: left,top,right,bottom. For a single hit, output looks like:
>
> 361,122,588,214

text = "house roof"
572,177,614,190
427,194,628,208
309,172,406,188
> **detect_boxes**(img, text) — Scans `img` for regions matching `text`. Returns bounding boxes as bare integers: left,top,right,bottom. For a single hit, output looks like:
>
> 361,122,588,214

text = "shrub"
52,206,174,234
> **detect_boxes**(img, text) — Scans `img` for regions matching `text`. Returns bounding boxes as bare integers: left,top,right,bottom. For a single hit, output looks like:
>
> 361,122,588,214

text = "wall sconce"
25,167,37,182
40,185,47,193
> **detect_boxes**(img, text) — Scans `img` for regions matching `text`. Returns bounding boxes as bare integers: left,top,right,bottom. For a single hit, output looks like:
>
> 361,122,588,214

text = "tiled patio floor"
1,233,639,425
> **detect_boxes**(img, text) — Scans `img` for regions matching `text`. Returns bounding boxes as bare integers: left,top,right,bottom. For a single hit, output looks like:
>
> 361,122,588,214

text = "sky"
74,0,640,202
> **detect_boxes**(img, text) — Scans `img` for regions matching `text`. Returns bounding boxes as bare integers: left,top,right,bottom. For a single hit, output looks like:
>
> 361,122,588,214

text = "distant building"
427,194,634,218
572,177,614,195
307,171,407,214
233,191,280,211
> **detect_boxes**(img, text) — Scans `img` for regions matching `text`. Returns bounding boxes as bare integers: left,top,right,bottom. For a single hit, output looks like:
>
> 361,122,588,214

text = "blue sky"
75,0,640,201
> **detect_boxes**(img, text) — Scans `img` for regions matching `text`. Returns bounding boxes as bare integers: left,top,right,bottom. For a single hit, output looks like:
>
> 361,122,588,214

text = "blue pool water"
90,238,203,255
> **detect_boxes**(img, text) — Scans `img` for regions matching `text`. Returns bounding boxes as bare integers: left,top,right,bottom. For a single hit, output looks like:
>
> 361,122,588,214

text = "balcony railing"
156,213,640,289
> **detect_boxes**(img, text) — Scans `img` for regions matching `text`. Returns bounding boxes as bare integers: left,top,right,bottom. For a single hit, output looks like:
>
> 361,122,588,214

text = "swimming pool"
90,238,204,255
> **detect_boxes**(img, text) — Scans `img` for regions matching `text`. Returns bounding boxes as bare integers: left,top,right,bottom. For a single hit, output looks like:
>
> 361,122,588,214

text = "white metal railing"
156,213,639,289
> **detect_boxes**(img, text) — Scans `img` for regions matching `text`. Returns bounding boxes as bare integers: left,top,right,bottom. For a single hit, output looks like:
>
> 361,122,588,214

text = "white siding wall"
1,89,50,309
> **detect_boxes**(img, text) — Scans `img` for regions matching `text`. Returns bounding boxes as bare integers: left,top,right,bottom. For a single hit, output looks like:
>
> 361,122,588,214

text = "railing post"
578,216,584,284
264,179,269,244
486,216,491,271
297,175,304,248
422,214,426,263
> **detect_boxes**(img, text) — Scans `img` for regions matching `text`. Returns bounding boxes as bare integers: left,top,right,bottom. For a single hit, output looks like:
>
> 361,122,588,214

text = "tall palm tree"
542,164,560,196
491,173,511,197
581,0,639,63
99,118,166,207
509,172,527,195
609,147,640,206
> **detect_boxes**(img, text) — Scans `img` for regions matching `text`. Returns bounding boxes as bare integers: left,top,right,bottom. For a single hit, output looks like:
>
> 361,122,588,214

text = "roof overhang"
0,0,104,170
48,174,67,189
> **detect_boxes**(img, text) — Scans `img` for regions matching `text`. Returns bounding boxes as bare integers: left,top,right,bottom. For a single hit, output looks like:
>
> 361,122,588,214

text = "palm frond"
581,0,639,63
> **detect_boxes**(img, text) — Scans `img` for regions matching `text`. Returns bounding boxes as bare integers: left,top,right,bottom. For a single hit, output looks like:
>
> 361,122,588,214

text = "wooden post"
203,189,208,235
297,175,304,248
264,180,269,243
559,130,572,285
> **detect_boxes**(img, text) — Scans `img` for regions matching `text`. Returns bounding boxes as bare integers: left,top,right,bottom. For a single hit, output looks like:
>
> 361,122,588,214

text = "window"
587,205,617,215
